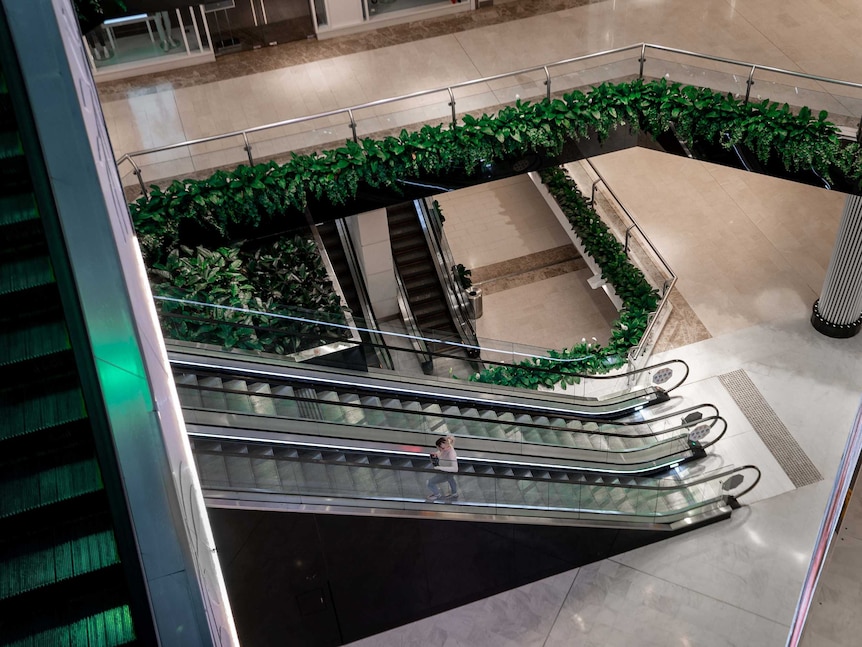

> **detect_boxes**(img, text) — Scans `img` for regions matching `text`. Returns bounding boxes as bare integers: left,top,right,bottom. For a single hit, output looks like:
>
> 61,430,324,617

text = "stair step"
0,318,70,366
0,193,38,226
0,387,86,441
0,457,103,520
0,255,55,296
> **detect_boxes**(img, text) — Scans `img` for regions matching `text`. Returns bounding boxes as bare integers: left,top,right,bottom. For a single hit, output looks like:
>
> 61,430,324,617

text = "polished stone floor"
99,1,862,645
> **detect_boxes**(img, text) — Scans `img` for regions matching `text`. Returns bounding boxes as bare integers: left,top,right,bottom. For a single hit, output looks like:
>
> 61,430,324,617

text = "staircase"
0,46,142,647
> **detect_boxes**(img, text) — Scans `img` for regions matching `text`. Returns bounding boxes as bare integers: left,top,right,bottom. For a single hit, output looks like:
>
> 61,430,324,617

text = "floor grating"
718,369,822,488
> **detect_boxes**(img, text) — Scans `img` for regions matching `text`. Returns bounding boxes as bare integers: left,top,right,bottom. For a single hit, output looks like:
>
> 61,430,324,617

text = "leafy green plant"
454,264,472,290
468,166,658,389
148,238,347,355
131,77,862,385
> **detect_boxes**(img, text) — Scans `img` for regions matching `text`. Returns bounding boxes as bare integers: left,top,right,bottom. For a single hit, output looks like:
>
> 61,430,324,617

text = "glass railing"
191,434,760,526
176,368,726,473
575,160,677,367
158,296,690,404
116,42,862,193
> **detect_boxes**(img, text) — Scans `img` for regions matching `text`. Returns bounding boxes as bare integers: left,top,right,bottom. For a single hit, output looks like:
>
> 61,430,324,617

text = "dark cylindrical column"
812,194,862,338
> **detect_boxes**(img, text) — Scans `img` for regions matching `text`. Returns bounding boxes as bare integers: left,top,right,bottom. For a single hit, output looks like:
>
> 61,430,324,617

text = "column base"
811,300,862,338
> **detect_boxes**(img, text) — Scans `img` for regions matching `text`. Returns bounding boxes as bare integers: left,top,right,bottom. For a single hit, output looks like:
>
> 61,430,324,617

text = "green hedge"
129,78,857,241
130,77,860,381
468,166,659,390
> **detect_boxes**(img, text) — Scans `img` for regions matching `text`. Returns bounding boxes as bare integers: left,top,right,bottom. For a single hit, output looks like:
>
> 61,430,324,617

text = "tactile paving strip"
718,369,822,488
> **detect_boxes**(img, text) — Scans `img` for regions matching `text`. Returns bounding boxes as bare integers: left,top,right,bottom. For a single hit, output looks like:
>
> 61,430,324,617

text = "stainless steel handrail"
115,41,862,191
643,42,862,92
581,158,677,365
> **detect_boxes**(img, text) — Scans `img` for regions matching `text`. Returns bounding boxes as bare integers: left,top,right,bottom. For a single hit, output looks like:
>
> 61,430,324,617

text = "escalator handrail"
154,295,691,395
191,434,760,509
331,219,395,370
178,376,723,443
413,197,478,349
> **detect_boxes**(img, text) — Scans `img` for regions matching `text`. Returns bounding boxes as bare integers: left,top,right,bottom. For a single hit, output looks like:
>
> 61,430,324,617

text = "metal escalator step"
0,255,54,296
294,388,322,420
250,451,281,490
174,374,203,408
0,193,38,226
0,387,86,441
0,318,70,366
223,379,253,413
316,390,346,423
0,457,103,520
271,385,300,418
0,526,119,600
224,454,256,489
0,130,23,160
9,605,136,647
198,376,227,411
248,382,277,416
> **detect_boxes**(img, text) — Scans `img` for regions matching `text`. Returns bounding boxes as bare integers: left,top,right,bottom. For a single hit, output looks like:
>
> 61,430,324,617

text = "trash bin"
466,287,483,320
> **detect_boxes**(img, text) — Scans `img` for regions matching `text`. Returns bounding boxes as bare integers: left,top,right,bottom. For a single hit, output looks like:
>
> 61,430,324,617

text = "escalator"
170,352,714,476
0,37,152,647
387,201,466,355
315,219,392,370
191,433,759,531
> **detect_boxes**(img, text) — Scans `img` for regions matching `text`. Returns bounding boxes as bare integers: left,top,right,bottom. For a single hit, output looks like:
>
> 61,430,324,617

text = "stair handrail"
580,159,677,368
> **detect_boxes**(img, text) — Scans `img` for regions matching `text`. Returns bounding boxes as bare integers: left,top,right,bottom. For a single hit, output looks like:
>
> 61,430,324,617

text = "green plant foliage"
148,239,346,355
454,263,472,290
469,167,658,389
130,77,862,385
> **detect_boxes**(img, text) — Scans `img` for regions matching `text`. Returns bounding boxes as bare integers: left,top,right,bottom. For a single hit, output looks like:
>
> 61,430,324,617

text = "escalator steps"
0,527,119,600
3,605,136,647
0,193,38,226
0,457,103,520
0,318,71,366
0,387,86,441
0,129,23,159
0,254,55,295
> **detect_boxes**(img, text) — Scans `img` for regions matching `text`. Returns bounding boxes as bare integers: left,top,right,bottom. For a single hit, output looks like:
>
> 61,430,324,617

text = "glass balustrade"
116,42,862,194
192,435,760,526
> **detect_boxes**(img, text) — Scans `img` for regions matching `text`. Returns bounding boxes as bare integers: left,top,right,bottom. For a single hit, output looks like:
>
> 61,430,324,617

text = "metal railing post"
447,87,457,127
242,132,254,165
590,178,602,205
132,168,146,196
544,66,551,101
624,224,636,254
347,109,358,143
744,65,757,104
639,43,646,79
